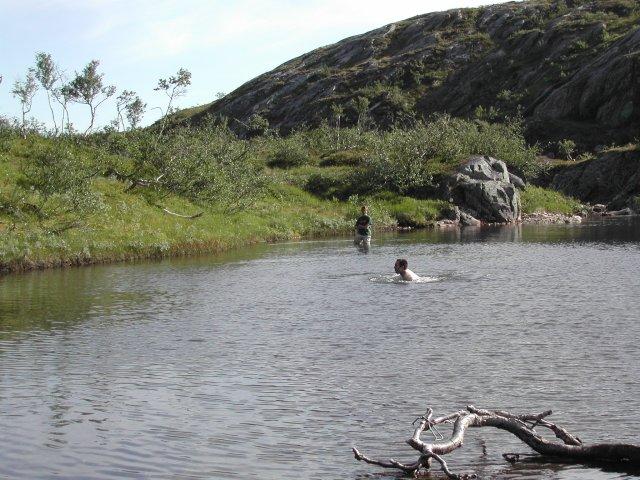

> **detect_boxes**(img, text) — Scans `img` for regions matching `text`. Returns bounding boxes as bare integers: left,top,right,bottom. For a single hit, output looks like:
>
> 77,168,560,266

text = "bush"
350,115,538,196
319,150,366,167
557,139,576,160
17,140,102,229
304,171,351,199
156,124,267,209
266,137,315,169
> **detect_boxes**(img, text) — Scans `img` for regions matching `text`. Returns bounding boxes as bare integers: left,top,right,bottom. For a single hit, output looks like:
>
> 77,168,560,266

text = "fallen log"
353,405,640,479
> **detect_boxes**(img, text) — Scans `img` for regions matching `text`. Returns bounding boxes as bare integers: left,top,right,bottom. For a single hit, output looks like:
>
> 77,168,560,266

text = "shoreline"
0,220,407,276
3,213,628,277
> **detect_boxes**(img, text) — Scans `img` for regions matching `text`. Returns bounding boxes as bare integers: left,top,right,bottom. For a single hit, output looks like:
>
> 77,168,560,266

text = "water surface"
1,217,640,479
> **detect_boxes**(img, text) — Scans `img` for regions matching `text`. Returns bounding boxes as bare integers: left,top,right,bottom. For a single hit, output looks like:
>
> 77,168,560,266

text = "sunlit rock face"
446,156,522,224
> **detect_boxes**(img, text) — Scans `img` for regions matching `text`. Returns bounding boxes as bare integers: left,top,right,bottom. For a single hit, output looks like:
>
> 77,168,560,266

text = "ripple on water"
1,222,640,479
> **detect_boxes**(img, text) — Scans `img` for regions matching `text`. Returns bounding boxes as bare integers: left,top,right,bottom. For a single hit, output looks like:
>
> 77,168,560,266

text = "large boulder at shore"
444,155,522,223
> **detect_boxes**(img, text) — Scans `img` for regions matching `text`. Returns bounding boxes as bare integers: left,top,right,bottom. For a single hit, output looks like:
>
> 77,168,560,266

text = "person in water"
394,258,420,281
354,205,372,245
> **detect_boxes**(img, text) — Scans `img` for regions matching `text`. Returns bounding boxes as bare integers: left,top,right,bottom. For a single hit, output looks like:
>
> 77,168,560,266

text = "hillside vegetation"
185,0,640,152
0,114,581,273
5,0,613,274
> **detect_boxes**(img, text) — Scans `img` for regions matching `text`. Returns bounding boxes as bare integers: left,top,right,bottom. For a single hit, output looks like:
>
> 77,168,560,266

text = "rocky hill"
184,0,639,149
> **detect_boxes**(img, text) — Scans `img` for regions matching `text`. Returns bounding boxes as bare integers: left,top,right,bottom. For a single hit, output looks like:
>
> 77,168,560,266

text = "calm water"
1,217,640,480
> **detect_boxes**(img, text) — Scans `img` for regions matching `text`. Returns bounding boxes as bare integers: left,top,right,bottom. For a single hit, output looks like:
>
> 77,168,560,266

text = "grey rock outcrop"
181,1,640,147
550,149,640,211
446,156,522,223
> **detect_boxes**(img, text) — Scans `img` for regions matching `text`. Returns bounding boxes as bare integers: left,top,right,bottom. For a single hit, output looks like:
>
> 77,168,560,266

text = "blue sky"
0,0,517,130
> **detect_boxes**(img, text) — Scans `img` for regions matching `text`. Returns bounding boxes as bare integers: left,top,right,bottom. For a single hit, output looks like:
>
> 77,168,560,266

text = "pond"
1,217,640,479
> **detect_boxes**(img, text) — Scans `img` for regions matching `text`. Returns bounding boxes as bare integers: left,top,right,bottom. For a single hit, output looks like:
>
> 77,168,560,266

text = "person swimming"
394,258,420,281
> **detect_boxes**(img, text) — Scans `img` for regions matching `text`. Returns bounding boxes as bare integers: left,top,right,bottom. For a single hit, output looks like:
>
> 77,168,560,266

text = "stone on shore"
445,155,521,224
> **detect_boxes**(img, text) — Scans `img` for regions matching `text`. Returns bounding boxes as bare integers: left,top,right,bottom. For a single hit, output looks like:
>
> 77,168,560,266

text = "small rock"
603,207,633,216
435,219,459,228
460,211,481,227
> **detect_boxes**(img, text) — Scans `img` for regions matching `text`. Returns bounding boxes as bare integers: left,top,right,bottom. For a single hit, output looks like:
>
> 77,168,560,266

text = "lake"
1,217,639,479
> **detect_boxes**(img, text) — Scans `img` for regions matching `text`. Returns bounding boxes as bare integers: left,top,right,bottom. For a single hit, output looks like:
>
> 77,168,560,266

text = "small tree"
330,103,344,148
353,96,370,131
154,68,191,138
55,81,73,135
11,69,38,138
114,90,135,131
125,96,146,130
34,52,60,134
66,60,116,134
246,113,269,137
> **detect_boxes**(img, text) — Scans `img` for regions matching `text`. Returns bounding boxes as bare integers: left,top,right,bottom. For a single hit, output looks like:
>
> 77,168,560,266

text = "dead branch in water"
353,406,640,479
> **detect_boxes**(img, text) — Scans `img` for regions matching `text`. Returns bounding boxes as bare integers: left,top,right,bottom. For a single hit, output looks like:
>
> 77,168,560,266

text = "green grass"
520,185,581,215
0,116,575,274
0,138,449,273
0,174,376,273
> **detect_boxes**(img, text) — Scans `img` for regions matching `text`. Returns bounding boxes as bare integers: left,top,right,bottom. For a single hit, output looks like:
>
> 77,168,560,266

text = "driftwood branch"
155,205,203,219
353,406,640,478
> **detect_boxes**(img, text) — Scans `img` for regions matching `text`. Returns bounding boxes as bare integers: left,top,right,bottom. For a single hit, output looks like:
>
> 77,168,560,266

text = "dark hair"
396,258,408,269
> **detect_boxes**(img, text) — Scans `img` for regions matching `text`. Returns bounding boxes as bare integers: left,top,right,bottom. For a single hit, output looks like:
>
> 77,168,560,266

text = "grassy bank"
0,116,576,274
0,134,447,272
520,185,581,215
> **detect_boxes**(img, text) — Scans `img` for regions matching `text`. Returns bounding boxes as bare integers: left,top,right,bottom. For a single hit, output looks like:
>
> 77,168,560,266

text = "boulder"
445,156,522,223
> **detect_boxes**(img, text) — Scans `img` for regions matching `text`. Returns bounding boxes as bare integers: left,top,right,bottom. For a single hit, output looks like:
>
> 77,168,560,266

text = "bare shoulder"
403,269,420,281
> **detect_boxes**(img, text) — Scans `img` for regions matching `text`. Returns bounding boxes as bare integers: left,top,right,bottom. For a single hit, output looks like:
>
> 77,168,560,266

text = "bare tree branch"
353,406,640,478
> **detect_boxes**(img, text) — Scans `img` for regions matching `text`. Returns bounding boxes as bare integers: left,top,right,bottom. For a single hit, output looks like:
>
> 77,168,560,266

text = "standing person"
354,205,372,245
394,259,420,281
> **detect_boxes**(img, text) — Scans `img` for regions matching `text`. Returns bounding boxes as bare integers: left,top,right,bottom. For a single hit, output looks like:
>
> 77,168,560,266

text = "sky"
0,0,518,130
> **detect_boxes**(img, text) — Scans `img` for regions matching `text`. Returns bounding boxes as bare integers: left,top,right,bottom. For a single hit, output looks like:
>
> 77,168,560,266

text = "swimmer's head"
394,258,408,273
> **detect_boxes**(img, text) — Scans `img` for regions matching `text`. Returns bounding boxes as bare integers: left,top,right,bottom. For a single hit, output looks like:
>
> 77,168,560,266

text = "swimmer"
394,258,420,281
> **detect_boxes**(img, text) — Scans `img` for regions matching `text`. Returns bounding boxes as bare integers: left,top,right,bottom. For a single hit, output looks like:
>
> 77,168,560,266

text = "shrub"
157,124,267,209
557,139,576,160
351,115,538,196
266,136,315,169
305,172,350,199
319,150,366,167
17,140,102,229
